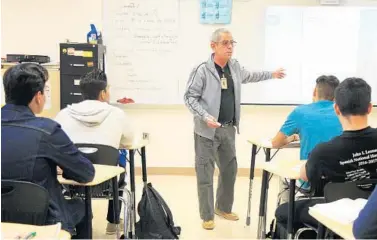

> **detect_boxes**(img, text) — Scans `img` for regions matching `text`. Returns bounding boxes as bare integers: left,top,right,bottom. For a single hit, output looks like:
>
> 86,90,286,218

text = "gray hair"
211,28,231,42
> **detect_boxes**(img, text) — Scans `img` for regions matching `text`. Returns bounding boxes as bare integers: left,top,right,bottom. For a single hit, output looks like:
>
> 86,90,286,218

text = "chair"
294,179,376,239
66,144,122,197
324,179,377,203
1,180,49,225
269,179,326,239
314,179,377,239
65,144,131,236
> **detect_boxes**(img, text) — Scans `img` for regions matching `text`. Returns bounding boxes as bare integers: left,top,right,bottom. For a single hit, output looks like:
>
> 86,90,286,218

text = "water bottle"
87,24,98,44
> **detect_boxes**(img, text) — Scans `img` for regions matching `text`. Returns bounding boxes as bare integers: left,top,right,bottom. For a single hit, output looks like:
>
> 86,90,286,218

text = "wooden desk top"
58,164,125,186
247,138,300,149
309,208,354,240
257,160,307,179
121,138,150,150
1,222,71,240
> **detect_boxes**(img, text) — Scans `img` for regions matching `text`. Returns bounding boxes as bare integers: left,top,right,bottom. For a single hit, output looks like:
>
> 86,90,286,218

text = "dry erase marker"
23,232,36,240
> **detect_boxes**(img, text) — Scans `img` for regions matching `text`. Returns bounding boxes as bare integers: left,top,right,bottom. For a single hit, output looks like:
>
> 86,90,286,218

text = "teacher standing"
184,28,285,230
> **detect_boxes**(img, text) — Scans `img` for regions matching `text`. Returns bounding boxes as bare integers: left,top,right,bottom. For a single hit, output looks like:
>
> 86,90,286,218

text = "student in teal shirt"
272,75,343,192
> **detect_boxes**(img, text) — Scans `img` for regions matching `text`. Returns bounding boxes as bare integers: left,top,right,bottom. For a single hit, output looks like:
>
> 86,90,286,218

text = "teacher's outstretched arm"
241,67,286,84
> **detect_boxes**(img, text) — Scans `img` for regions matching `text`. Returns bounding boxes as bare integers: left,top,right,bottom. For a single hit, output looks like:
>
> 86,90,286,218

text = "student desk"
121,138,150,239
1,222,71,240
245,138,300,239
258,160,307,240
309,208,354,240
58,164,125,239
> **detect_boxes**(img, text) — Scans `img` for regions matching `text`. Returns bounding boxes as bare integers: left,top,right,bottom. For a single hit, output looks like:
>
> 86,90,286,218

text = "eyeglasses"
216,40,237,47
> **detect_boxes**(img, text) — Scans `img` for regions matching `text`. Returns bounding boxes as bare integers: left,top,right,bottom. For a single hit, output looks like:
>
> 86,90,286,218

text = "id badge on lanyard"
221,74,228,89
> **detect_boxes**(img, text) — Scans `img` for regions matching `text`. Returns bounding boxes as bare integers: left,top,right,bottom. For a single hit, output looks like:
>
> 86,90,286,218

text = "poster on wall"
200,0,232,24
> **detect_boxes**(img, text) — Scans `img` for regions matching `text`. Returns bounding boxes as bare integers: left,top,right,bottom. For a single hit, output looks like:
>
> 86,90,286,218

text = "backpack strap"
148,184,174,224
148,184,179,238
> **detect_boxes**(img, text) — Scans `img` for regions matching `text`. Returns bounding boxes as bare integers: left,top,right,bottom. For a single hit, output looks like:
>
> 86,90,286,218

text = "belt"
220,120,234,127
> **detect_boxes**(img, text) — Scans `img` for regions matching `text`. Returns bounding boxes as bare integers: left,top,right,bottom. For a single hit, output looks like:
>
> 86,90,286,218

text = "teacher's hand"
205,116,221,129
272,68,286,79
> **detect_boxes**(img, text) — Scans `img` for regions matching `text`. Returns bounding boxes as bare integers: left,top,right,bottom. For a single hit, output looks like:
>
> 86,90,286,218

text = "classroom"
1,0,377,239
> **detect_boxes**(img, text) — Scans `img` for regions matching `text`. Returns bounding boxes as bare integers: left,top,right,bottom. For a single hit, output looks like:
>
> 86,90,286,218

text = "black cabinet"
59,43,105,109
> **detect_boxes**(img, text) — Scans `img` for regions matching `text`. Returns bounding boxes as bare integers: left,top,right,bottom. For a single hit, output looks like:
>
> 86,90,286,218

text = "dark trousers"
107,172,126,223
66,198,91,239
275,198,325,230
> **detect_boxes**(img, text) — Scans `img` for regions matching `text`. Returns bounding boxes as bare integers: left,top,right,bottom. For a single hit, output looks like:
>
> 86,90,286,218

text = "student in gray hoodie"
55,69,134,235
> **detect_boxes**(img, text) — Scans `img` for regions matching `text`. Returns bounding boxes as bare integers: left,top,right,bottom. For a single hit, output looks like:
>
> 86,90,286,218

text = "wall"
1,0,103,62
3,0,377,62
2,0,377,170
123,104,377,169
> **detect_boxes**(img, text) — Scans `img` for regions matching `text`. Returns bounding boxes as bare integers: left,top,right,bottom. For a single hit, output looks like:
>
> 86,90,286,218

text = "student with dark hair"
1,63,95,238
55,68,135,235
274,78,377,238
272,75,341,159
272,75,342,199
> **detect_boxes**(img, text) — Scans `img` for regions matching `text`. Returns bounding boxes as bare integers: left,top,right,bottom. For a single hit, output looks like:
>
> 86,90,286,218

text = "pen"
23,232,36,240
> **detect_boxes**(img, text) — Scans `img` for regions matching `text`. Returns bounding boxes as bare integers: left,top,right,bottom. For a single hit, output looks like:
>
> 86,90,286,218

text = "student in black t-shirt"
275,77,377,233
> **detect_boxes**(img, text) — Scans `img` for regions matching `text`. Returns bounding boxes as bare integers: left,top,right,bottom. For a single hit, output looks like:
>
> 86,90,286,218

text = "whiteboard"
102,0,277,104
242,6,377,105
103,0,180,104
103,0,377,105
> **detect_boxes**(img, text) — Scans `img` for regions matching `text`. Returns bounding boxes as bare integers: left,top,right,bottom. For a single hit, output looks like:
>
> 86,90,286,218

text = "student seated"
271,75,342,198
1,63,95,238
55,68,134,235
274,77,377,236
353,186,377,239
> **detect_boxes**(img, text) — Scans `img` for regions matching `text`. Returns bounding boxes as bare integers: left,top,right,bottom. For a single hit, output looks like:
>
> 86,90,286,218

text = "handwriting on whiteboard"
104,0,180,102
112,0,178,58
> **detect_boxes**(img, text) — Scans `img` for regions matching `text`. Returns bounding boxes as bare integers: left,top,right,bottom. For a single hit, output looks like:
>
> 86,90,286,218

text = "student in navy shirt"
1,63,95,238
353,186,377,239
272,75,342,196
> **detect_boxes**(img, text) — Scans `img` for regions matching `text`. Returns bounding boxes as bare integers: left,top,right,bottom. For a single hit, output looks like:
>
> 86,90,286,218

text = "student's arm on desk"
271,132,299,148
45,126,95,183
353,186,377,239
271,109,300,148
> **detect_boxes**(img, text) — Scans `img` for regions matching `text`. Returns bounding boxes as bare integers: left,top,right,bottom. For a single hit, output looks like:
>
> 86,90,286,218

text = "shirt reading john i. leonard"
342,148,377,181
306,127,377,189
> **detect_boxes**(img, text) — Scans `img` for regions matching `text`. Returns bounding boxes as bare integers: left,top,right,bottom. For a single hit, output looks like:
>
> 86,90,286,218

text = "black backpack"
135,183,181,239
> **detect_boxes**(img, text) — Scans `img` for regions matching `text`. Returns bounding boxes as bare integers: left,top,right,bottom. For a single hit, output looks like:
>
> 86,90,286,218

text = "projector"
6,54,50,64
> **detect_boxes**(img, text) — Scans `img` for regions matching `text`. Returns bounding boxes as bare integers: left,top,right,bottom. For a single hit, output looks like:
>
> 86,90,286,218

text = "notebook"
309,198,367,224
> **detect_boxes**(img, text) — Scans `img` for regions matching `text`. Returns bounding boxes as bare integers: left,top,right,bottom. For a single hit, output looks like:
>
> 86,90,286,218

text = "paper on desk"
1,223,61,239
310,198,367,224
